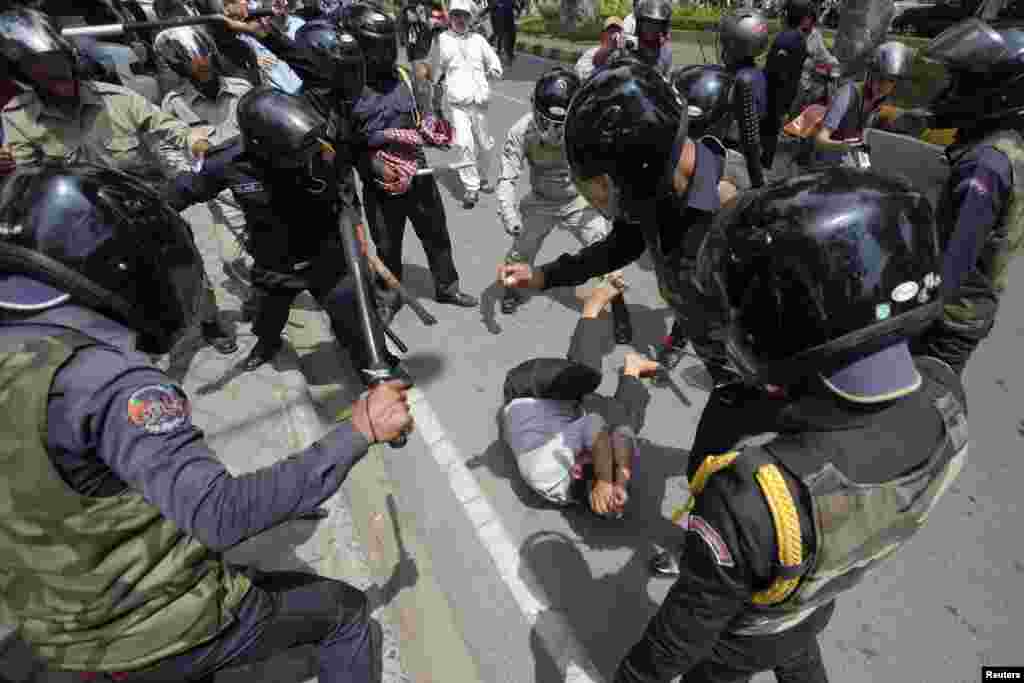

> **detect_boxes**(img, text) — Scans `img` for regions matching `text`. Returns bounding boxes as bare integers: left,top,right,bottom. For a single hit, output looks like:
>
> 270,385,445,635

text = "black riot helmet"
237,87,329,169
0,9,83,105
634,0,671,30
295,20,366,102
922,19,1024,136
153,25,221,83
532,67,580,145
565,58,687,224
719,10,772,68
670,64,735,139
346,3,398,78
0,165,207,354
695,168,944,388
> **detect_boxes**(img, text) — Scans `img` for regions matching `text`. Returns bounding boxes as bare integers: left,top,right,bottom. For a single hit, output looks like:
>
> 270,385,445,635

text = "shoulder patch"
127,384,191,434
967,175,991,198
233,180,265,194
688,513,736,567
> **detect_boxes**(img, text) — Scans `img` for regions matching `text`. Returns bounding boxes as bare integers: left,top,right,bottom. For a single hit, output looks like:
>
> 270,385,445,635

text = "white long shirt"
434,29,503,106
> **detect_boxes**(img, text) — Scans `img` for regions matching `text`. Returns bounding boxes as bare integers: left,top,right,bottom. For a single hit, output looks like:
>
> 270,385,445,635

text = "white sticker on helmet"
548,106,566,117
891,280,920,303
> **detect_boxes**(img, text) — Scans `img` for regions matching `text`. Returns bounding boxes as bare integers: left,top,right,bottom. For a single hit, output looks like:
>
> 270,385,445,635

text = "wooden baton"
366,252,439,326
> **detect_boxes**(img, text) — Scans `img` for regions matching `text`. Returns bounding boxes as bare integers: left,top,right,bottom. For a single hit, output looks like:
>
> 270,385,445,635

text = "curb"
521,39,584,65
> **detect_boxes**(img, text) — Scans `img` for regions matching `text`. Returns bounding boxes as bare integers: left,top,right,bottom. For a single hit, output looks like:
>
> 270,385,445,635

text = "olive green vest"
684,358,968,637
943,130,1024,326
0,331,251,672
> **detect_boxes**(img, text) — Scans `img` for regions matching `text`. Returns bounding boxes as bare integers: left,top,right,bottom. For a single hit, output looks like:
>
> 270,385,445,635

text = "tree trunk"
834,0,895,78
559,0,598,33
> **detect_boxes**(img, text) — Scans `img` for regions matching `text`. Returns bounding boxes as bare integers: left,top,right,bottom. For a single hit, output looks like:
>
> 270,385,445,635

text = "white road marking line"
492,90,529,106
407,386,607,683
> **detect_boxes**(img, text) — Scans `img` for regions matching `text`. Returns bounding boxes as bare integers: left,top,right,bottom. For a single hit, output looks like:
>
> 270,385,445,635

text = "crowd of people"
0,0,1019,680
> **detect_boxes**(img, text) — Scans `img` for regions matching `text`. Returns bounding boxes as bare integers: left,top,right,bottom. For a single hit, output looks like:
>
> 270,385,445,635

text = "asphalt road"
365,52,1024,683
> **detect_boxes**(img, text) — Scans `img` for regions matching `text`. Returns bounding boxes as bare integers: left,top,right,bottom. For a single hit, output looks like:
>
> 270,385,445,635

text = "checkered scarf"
371,115,454,195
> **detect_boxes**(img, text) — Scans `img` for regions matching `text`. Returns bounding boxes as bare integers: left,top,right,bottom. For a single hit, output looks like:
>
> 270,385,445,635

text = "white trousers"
450,102,495,192
506,194,612,269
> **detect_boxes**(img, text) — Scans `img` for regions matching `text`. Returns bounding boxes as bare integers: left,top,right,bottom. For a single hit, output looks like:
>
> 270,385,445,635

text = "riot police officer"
715,9,771,186
156,24,255,298
258,18,368,236
498,59,744,390
650,63,753,373
165,88,405,380
0,163,411,682
908,19,1024,375
0,8,238,355
615,167,967,683
627,0,672,74
497,67,632,342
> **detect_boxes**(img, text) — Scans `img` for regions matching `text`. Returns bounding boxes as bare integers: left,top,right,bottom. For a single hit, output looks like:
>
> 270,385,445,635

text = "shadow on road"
522,434,691,679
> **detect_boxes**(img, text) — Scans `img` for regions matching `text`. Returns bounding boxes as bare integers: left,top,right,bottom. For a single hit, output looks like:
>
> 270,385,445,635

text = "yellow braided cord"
752,464,803,605
689,452,739,496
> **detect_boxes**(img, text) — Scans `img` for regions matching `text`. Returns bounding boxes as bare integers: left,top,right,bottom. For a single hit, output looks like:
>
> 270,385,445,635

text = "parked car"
891,0,981,36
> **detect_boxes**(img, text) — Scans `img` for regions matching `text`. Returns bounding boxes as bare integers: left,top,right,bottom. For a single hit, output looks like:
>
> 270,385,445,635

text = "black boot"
436,284,478,307
501,288,521,314
242,339,282,371
201,319,238,355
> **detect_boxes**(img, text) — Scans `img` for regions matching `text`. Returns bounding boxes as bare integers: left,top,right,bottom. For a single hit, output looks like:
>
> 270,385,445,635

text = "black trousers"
682,632,829,682
119,568,380,683
249,241,388,371
362,174,460,297
493,10,517,58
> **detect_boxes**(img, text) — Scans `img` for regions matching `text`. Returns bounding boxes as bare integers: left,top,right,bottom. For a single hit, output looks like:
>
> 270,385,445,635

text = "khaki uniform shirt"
1,81,192,185
161,77,252,230
161,76,252,147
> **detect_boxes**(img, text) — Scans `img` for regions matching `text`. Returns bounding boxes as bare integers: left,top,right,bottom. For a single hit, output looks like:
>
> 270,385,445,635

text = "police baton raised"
59,10,275,38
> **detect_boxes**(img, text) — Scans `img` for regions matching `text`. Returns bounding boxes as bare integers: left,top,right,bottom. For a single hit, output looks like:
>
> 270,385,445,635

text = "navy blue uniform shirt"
735,65,768,121
940,143,1013,301
540,139,724,289
164,142,348,273
0,304,370,552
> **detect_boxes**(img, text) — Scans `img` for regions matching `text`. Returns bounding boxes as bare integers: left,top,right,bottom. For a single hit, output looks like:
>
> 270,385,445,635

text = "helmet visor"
154,27,217,74
0,166,206,352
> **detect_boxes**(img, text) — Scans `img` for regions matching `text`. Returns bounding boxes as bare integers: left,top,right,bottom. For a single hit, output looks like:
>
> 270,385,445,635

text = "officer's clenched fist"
352,380,414,445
